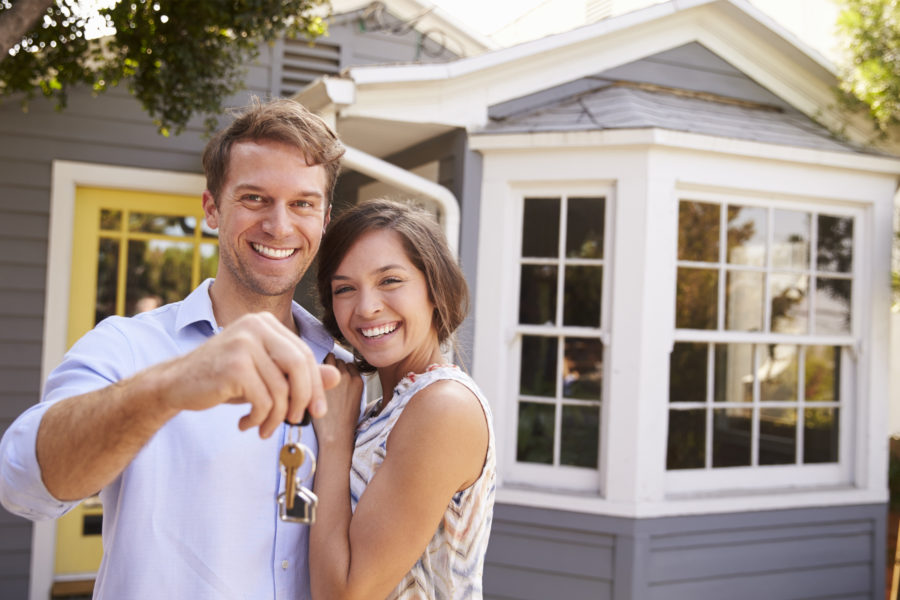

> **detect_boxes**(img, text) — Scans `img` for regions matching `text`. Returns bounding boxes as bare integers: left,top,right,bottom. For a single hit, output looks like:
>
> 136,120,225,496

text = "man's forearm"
36,365,179,501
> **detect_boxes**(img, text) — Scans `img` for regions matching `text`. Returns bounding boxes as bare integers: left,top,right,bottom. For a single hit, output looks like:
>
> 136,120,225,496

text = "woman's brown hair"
317,199,469,372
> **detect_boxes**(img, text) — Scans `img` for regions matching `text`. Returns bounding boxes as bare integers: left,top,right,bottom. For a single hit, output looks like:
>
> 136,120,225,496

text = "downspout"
341,145,460,257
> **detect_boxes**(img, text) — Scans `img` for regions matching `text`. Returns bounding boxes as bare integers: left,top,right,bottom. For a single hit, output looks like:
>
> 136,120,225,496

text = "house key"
278,419,318,524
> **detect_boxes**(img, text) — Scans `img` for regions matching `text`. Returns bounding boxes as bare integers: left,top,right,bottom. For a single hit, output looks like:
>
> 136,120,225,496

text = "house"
0,0,896,598
296,0,900,597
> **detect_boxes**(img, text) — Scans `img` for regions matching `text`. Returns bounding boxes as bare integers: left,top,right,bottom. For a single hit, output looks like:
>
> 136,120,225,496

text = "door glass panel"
100,209,121,231
95,238,119,325
126,240,195,315
129,212,195,236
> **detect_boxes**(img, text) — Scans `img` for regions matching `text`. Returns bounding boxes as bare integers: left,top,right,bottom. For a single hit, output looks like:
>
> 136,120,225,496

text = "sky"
427,0,841,61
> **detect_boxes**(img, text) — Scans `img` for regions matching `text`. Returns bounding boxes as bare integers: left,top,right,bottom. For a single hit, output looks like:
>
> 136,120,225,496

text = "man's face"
202,139,330,302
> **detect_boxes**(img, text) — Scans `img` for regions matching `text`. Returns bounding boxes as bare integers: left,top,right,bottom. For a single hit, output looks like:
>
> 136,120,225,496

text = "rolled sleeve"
0,402,78,520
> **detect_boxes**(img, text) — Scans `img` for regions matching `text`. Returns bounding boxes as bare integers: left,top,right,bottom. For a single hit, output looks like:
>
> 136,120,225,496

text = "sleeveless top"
350,364,496,600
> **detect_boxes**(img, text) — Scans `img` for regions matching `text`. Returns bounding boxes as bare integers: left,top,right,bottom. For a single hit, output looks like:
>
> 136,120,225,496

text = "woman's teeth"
361,323,397,338
252,243,295,259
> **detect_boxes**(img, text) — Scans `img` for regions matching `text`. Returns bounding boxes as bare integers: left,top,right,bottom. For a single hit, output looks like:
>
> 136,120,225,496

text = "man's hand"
159,312,340,438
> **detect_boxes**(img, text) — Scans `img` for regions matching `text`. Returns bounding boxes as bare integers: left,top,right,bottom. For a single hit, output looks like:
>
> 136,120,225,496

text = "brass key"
279,442,305,510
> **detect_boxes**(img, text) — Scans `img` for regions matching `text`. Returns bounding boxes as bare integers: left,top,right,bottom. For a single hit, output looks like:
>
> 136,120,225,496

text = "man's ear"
323,204,332,231
201,191,219,230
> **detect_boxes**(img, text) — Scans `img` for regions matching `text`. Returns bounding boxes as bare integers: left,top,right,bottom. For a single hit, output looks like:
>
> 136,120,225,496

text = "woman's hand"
313,353,364,447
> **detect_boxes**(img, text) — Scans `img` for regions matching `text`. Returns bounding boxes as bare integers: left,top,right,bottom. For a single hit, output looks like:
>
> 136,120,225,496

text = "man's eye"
244,194,264,203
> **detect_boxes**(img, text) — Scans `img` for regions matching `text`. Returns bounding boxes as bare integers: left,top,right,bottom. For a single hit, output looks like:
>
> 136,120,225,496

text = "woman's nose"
355,288,383,317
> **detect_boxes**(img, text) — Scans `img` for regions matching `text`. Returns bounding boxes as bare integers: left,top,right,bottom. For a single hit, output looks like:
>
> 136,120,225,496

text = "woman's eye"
381,277,402,286
333,285,352,295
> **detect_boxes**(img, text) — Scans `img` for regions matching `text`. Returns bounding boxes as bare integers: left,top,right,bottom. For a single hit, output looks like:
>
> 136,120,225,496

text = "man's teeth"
361,324,397,338
252,243,295,259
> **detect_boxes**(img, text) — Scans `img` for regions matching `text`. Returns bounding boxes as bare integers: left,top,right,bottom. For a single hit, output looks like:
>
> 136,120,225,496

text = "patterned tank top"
350,364,496,600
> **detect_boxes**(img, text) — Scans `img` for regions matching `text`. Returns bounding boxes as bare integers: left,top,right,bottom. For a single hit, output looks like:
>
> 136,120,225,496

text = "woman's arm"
310,376,489,600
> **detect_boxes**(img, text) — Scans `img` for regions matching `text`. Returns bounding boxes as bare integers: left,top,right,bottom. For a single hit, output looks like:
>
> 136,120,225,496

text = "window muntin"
669,199,853,474
513,195,607,485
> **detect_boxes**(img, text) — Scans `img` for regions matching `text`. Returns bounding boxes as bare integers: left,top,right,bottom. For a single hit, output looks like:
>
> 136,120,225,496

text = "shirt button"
282,560,289,570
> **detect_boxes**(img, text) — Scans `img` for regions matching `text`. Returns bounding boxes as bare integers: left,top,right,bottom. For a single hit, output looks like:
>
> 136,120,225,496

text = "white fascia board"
470,129,900,175
341,12,726,129
294,76,356,113
346,0,714,86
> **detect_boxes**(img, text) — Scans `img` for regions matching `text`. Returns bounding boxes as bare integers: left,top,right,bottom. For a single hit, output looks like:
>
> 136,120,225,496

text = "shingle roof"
480,83,870,155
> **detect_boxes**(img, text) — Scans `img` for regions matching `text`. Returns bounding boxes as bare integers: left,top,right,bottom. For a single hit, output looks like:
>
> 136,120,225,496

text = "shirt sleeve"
0,318,133,520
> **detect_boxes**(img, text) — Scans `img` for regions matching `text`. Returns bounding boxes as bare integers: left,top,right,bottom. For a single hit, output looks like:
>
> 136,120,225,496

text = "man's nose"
261,203,292,238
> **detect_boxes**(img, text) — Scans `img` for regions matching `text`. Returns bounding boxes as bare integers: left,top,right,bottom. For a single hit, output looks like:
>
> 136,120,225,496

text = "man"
0,97,355,599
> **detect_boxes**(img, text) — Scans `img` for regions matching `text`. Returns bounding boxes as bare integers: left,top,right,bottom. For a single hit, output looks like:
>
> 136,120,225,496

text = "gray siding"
485,503,884,600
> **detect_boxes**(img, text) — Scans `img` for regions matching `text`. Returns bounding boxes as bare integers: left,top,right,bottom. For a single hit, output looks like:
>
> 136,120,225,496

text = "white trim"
32,161,205,600
471,129,900,174
341,146,460,256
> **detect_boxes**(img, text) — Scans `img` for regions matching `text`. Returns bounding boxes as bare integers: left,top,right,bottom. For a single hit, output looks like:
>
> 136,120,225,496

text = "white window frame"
665,190,863,495
502,183,615,494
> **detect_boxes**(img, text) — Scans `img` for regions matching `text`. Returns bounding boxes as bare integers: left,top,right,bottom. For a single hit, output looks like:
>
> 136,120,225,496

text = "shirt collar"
175,278,335,357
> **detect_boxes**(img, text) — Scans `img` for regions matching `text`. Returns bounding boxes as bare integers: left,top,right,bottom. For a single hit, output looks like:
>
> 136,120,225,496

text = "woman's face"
330,229,440,372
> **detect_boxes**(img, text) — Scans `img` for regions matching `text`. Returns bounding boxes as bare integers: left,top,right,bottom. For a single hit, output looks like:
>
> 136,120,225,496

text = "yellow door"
53,187,218,580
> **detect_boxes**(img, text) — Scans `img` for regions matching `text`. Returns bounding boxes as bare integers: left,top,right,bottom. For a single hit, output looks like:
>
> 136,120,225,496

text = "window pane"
805,345,839,402
520,336,557,397
670,342,707,403
714,343,754,403
563,337,603,400
563,265,601,327
713,408,752,467
95,238,119,325
815,277,851,335
560,404,600,468
667,409,706,469
100,209,121,231
817,214,853,273
759,408,797,465
725,270,763,331
804,407,839,463
517,402,555,464
770,273,809,334
129,213,195,237
566,197,604,258
676,267,718,329
522,198,560,257
678,201,719,262
772,209,810,270
727,205,766,267
760,344,799,402
519,265,557,325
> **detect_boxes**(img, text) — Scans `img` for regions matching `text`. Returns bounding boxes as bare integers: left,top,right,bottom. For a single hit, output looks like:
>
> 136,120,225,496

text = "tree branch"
0,0,55,60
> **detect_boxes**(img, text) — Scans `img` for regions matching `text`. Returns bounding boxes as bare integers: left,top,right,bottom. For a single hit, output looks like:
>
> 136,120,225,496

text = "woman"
311,199,495,600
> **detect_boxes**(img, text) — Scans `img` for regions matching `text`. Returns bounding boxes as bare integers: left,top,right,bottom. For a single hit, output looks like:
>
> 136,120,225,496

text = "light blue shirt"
0,279,354,600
